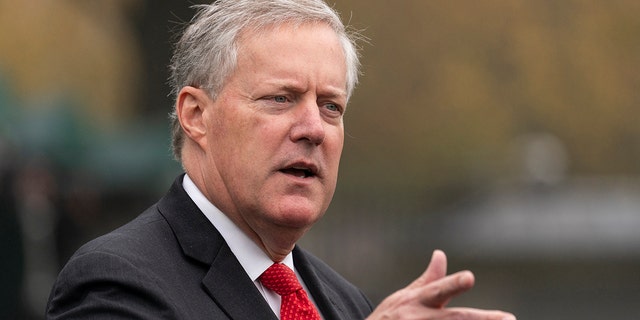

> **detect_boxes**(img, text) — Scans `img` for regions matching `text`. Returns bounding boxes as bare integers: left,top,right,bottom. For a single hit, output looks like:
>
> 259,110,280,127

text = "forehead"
238,20,343,53
233,22,347,93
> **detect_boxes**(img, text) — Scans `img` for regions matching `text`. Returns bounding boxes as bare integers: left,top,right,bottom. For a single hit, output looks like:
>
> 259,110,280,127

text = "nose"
289,99,325,145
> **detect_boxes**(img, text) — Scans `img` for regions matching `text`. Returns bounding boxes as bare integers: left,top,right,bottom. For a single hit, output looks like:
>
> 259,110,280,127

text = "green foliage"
336,0,640,192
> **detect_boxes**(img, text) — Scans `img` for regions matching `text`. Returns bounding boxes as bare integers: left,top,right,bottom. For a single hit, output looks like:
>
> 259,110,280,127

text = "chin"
273,202,326,229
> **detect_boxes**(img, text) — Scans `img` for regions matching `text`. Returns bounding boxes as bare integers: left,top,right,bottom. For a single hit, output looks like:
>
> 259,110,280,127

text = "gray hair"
168,0,362,161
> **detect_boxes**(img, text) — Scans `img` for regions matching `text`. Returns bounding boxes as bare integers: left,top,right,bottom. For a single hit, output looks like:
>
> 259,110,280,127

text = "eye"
273,95,288,103
323,102,343,115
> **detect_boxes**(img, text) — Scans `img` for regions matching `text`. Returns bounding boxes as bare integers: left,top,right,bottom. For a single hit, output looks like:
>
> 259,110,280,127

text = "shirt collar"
182,174,294,281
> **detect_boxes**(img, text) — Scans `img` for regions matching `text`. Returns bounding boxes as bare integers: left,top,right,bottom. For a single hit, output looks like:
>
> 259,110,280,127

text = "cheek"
328,129,345,160
322,132,344,182
210,108,256,149
330,142,343,165
219,117,279,175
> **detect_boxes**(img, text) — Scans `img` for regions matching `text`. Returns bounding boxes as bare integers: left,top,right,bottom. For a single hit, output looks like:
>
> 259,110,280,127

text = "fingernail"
503,315,516,320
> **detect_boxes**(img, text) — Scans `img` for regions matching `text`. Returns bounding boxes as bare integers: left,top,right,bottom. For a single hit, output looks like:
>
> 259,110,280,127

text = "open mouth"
280,165,317,178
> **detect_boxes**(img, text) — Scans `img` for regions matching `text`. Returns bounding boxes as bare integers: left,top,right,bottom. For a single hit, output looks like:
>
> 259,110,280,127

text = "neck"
250,226,308,262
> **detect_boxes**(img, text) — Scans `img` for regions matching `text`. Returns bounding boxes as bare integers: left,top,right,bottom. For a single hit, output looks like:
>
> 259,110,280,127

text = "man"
46,1,516,319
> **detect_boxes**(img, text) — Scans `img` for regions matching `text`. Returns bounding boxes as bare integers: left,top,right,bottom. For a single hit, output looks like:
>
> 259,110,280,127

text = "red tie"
259,263,321,320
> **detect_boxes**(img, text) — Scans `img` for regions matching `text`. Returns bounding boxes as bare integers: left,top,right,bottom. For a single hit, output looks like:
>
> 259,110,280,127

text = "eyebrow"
265,80,347,100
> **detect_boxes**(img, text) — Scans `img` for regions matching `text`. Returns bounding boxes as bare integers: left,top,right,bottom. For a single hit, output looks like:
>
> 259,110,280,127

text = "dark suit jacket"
46,175,373,319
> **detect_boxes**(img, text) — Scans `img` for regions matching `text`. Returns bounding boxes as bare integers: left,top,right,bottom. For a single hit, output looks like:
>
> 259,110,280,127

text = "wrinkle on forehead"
233,22,348,99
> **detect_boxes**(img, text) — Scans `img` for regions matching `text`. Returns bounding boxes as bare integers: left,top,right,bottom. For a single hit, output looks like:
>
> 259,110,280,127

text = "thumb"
408,249,448,289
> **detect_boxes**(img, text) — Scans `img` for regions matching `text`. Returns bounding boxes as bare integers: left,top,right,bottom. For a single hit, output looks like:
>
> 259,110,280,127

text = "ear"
176,86,210,150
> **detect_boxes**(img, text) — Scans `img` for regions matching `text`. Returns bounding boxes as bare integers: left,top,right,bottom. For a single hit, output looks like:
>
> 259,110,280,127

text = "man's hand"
366,250,516,320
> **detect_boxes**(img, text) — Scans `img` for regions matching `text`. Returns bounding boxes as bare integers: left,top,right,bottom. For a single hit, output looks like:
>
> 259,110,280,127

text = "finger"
408,249,447,289
433,307,517,320
419,270,476,308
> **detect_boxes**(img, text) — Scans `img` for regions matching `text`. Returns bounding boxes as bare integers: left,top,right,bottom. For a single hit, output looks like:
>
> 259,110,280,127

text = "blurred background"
1,0,639,319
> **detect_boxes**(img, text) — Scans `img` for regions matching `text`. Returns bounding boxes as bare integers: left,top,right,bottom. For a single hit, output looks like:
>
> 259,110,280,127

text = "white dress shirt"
182,174,321,319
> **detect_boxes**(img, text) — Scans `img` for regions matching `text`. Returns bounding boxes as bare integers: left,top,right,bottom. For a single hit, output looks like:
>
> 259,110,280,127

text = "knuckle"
428,282,450,301
443,309,469,320
431,284,445,300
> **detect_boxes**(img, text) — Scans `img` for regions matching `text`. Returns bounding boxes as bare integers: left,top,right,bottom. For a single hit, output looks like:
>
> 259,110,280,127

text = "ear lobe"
176,86,209,148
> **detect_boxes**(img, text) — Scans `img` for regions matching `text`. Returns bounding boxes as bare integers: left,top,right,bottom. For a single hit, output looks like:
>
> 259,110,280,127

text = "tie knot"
259,263,302,296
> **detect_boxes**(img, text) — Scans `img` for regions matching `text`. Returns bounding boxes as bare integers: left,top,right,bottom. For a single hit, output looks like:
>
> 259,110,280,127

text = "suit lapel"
293,247,351,320
202,244,277,320
158,175,277,319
